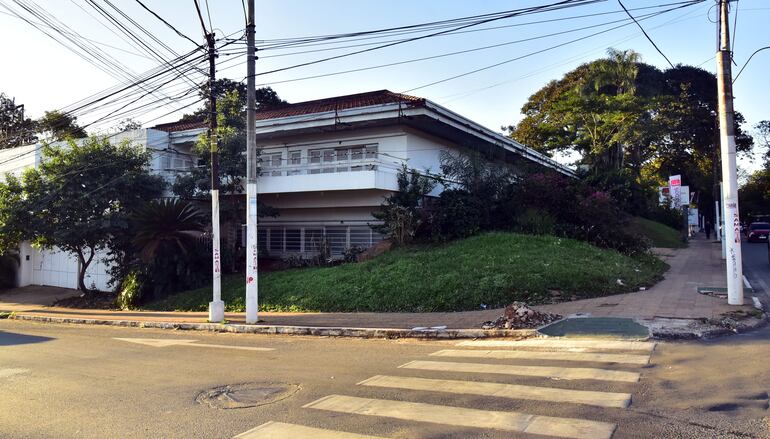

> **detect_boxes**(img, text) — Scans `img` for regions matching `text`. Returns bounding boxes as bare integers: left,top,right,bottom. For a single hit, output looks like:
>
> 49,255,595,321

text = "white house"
2,89,573,291
0,121,204,291
251,90,573,258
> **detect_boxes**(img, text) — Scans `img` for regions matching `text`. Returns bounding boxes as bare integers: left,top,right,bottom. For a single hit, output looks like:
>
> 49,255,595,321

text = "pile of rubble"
481,302,561,329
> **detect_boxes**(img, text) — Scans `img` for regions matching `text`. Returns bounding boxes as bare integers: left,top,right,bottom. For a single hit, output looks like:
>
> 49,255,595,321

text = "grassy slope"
630,217,686,248
146,232,667,313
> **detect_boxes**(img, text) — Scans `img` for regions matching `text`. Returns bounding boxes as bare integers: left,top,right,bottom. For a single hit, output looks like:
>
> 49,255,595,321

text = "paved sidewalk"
0,235,761,335
535,235,758,320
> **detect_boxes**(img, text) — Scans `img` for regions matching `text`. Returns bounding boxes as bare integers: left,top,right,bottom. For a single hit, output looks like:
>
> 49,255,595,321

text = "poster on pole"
669,175,682,208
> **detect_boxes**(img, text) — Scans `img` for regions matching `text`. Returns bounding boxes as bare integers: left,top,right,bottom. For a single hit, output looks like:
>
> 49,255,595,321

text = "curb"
9,313,537,340
647,313,768,340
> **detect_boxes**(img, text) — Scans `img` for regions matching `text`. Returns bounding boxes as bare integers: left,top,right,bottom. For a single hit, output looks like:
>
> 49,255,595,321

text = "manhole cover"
196,383,300,409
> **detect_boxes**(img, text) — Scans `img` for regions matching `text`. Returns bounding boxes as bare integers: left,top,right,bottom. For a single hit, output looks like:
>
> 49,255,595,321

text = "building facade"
2,90,573,291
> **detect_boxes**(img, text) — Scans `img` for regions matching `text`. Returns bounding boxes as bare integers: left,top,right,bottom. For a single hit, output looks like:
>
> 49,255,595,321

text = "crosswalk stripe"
457,339,655,352
400,360,640,382
430,349,650,365
233,421,386,439
358,375,632,408
304,394,616,439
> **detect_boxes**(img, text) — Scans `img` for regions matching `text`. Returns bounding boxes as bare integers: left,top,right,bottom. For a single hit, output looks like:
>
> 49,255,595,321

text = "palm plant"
131,199,205,263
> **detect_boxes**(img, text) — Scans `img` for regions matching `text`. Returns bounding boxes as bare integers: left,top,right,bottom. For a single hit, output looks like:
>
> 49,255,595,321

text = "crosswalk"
237,337,656,438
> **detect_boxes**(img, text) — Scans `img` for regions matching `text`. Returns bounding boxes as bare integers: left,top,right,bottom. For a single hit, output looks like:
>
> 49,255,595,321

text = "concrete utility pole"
207,32,225,322
245,0,259,324
716,0,743,305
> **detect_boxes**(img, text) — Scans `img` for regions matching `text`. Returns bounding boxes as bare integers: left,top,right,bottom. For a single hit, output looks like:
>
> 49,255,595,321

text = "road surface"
1,319,768,439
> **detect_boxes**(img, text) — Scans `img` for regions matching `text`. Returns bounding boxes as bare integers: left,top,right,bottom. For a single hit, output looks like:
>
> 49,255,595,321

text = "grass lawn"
145,232,668,313
629,217,686,248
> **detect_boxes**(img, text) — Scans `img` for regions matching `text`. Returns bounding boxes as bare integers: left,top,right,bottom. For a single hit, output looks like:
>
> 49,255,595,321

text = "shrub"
430,189,485,241
115,269,143,310
513,208,556,235
372,165,435,246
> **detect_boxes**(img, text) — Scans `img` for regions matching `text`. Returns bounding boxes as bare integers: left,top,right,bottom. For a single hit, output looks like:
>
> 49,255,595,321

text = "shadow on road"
0,331,54,346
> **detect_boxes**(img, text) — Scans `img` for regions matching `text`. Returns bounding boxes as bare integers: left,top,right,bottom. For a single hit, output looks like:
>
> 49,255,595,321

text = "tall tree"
0,93,37,148
0,137,164,293
36,110,87,141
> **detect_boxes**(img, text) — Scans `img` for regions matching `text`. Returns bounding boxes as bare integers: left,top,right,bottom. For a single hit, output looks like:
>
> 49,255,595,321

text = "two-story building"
0,122,203,291
2,89,573,291
251,90,573,258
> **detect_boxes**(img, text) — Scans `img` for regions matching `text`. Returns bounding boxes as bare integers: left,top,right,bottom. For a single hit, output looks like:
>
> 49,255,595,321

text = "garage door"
32,247,78,289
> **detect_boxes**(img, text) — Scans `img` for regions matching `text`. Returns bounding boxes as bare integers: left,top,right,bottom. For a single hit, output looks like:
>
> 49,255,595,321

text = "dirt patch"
54,292,118,309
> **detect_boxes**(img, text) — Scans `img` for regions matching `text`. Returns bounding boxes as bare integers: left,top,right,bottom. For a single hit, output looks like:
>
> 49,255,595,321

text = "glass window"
270,153,282,167
269,228,283,251
365,145,378,159
336,148,349,162
304,228,324,253
350,147,363,160
285,229,300,251
323,149,334,163
325,226,348,255
289,150,301,165
322,167,334,174
336,166,348,173
271,170,282,176
309,150,321,164
287,170,301,176
309,169,321,175
161,154,171,170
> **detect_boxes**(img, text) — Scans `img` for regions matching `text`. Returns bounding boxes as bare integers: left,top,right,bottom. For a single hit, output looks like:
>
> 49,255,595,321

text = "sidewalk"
1,235,763,338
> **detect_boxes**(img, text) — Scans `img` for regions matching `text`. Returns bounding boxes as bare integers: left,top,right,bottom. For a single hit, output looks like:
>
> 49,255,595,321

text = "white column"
209,189,225,322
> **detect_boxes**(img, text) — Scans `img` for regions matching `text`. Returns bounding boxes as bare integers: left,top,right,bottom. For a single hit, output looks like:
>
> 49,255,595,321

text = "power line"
251,0,604,78
733,46,770,82
133,0,198,46
401,0,701,93
617,0,676,68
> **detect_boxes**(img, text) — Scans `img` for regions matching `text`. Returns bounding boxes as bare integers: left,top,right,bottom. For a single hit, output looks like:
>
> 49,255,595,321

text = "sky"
1,0,769,171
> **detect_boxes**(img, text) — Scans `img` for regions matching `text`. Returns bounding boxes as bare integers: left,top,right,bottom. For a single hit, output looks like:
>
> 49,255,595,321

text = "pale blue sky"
2,0,768,167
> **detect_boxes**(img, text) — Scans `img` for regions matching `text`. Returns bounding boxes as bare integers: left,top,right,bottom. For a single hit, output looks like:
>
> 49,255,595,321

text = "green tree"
0,93,37,148
36,110,87,141
372,165,436,245
0,137,164,293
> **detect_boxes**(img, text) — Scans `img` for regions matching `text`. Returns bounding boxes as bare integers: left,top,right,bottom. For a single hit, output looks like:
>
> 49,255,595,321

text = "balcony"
258,159,400,194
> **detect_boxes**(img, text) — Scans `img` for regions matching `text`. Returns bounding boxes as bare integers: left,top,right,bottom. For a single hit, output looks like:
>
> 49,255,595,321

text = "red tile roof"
254,90,425,120
152,118,207,132
151,90,424,131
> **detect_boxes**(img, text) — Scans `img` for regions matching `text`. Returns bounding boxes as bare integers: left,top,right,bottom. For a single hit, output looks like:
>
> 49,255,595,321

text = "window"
287,170,301,176
365,145,378,159
350,147,363,160
289,150,301,165
309,150,321,164
322,149,334,163
304,228,324,252
269,228,283,252
160,154,171,170
269,153,282,168
325,226,347,255
335,148,349,162
285,229,301,251
271,170,282,176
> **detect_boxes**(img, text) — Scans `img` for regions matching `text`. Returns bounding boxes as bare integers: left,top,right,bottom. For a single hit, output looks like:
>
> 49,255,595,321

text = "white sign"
669,175,682,208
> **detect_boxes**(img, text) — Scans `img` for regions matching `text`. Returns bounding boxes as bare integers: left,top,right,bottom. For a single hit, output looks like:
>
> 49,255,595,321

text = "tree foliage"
0,137,164,292
36,110,87,141
509,49,754,219
372,165,436,245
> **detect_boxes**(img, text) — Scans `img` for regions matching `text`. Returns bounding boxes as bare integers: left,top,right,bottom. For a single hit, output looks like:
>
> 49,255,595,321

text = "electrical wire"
133,0,198,46
733,46,770,82
251,0,605,78
402,0,701,93
617,0,676,68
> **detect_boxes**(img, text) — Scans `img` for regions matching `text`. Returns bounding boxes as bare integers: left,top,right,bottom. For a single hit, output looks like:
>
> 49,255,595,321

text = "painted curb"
9,313,537,340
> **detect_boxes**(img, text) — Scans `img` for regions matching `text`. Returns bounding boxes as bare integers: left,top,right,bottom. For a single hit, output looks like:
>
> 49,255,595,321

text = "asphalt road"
743,239,770,301
1,319,769,439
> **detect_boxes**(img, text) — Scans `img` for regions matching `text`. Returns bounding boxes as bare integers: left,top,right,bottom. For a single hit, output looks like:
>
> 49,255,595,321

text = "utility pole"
716,0,743,305
245,0,259,324
207,32,225,323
